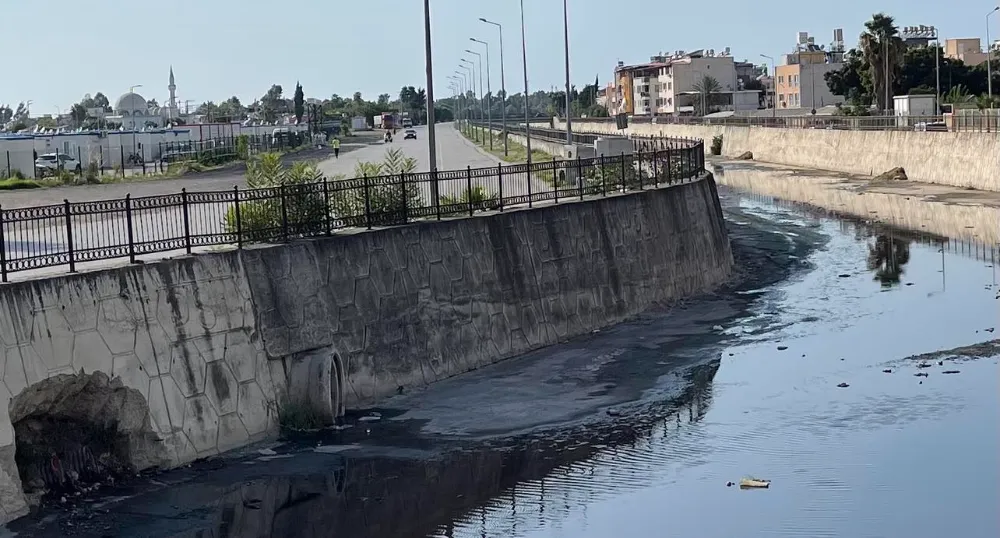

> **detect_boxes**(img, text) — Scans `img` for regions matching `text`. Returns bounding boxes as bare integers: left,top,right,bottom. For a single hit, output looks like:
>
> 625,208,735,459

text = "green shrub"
710,135,723,156
440,185,499,214
236,135,250,160
0,178,42,190
327,148,423,226
85,161,101,184
224,153,328,240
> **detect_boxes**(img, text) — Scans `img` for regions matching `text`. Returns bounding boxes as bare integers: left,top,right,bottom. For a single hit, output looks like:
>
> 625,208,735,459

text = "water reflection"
85,360,720,538
866,234,912,287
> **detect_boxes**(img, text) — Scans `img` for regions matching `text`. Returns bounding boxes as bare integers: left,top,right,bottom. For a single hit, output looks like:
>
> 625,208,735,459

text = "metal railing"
557,112,1000,133
0,142,705,280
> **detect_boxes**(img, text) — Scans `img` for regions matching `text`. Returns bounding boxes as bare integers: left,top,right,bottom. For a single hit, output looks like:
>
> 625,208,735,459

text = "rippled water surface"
435,194,1000,538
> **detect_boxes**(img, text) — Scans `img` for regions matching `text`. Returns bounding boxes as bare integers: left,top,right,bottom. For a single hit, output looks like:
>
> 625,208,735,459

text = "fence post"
527,159,533,209
667,147,673,184
637,148,644,190
653,148,659,187
553,156,559,205
400,172,408,224
434,170,442,221
280,184,289,241
120,145,126,179
577,153,583,201
125,194,136,263
181,188,192,254
466,165,474,217
363,173,372,230
600,154,607,196
620,151,626,192
64,200,76,273
0,204,6,282
322,179,332,236
497,162,504,212
232,186,243,248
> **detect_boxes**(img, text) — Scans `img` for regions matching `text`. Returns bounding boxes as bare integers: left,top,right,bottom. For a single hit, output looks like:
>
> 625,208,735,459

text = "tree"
147,98,159,109
824,48,870,106
860,13,906,112
93,92,111,112
261,84,284,122
0,104,13,125
377,93,391,106
70,103,88,127
867,234,910,287
13,102,29,121
692,75,722,116
293,82,305,123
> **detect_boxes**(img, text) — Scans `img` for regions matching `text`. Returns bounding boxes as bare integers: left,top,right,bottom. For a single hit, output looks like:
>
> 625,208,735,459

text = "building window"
778,75,784,84
667,82,672,90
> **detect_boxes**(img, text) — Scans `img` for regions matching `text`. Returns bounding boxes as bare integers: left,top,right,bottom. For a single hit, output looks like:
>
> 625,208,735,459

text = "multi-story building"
944,38,990,66
774,30,845,110
613,48,762,116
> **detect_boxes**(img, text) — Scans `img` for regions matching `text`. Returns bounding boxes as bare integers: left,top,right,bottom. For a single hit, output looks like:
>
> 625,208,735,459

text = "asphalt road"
0,124,550,281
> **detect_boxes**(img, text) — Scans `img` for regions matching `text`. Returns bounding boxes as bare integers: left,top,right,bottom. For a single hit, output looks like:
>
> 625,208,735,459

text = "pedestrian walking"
332,137,341,158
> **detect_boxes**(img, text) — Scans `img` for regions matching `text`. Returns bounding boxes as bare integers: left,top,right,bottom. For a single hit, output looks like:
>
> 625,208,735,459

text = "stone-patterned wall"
241,175,733,407
0,255,285,521
0,174,732,522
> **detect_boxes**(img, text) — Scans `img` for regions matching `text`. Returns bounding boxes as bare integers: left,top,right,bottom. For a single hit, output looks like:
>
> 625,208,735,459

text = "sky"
2,0,993,114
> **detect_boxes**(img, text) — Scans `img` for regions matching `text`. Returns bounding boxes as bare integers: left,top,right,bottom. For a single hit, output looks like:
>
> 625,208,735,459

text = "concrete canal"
8,183,998,538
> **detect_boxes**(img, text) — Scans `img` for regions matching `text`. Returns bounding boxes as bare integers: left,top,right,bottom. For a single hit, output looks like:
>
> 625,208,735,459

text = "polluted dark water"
434,194,999,538
8,190,998,538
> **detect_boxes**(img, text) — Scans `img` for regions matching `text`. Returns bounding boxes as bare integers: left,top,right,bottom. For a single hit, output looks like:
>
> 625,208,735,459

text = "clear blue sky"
3,0,991,113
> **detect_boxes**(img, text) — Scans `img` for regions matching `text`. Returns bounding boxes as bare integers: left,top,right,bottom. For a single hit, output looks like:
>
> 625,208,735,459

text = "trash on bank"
837,382,849,388
739,477,771,488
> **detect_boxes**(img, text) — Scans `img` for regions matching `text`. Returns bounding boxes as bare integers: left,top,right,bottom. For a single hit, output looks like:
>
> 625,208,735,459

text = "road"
0,124,551,281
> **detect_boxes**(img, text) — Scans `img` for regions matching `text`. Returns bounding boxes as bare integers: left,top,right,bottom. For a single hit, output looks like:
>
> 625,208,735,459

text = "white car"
35,153,81,175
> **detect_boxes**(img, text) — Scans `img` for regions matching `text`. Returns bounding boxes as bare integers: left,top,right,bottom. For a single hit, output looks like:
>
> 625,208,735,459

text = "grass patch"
0,178,42,190
278,400,326,432
459,125,560,185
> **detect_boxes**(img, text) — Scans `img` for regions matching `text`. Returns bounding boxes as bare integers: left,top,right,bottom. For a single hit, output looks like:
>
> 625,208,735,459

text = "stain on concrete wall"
242,176,733,407
0,174,732,521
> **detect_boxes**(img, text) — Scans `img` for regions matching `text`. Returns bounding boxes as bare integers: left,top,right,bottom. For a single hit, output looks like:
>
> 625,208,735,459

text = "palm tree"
866,234,911,287
860,13,906,112
692,75,722,116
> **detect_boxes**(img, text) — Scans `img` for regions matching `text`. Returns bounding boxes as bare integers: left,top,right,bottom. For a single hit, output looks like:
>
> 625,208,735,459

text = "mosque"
107,67,182,129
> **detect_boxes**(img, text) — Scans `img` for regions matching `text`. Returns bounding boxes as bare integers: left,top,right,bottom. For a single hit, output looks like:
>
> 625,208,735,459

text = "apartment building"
613,48,761,116
944,38,991,66
775,31,845,110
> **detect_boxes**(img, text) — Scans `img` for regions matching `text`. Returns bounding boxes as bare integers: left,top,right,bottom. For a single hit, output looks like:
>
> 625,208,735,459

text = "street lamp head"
479,17,487,22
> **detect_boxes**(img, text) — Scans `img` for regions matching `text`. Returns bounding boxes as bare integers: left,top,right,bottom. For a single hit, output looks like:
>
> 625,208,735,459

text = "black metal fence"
0,141,704,280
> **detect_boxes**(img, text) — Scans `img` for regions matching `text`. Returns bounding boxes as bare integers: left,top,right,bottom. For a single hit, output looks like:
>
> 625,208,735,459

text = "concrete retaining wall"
0,175,733,521
555,119,1000,192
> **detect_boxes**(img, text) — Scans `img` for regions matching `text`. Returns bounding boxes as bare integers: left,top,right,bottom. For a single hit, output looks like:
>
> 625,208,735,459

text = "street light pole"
519,0,533,167
467,52,485,141
422,0,438,184
988,7,998,104
759,55,775,119
562,0,572,144
471,38,493,150
480,18,508,156
460,61,478,141
453,72,467,132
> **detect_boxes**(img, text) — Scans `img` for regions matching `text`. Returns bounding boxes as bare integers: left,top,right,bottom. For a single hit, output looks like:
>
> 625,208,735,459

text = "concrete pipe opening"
9,372,159,501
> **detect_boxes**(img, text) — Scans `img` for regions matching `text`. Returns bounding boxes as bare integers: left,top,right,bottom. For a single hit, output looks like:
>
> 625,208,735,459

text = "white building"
648,49,760,115
105,67,181,129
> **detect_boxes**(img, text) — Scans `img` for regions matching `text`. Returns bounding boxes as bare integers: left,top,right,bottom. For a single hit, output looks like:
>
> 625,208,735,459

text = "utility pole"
562,0,572,144
519,0,533,166
423,0,438,183
480,18,508,156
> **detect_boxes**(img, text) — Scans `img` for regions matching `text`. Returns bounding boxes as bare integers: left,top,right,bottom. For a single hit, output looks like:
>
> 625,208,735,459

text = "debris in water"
883,369,892,373
258,448,277,456
942,370,960,374
938,361,943,366
915,372,929,377
726,481,734,487
986,328,995,333
713,325,724,331
777,346,788,351
917,362,931,368
359,412,382,422
739,477,771,488
838,274,850,278
836,382,849,388
607,409,622,417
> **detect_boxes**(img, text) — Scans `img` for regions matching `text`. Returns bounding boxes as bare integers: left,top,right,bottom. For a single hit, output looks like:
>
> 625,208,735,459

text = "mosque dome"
115,92,148,115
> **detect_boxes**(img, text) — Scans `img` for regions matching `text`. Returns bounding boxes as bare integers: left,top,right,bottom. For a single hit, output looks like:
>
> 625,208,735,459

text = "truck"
380,112,398,130
401,112,413,128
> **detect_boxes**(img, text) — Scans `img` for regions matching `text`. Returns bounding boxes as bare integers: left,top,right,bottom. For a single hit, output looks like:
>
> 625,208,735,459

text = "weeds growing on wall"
278,401,326,432
710,135,723,156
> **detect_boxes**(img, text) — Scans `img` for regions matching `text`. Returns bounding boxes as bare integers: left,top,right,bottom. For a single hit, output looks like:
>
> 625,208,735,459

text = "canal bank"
8,186,999,538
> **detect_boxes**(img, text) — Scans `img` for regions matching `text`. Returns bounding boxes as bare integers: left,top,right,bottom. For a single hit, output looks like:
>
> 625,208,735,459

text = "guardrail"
552,113,1000,133
0,143,705,280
